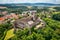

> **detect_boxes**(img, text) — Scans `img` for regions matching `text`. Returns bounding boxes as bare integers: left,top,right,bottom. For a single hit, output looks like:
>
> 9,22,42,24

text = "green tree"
52,13,60,21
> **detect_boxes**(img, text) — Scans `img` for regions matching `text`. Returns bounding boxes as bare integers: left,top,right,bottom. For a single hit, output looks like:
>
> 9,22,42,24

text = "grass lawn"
4,28,15,40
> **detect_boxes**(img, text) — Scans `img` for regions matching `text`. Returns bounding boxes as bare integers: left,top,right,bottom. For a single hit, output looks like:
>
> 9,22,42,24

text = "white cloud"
0,0,60,4
56,0,60,4
12,0,55,3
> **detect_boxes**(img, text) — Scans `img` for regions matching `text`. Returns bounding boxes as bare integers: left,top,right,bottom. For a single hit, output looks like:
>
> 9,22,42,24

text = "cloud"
56,0,60,4
0,0,60,4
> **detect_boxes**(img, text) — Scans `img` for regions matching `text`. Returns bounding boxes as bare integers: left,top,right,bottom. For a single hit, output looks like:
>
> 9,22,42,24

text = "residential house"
2,11,8,15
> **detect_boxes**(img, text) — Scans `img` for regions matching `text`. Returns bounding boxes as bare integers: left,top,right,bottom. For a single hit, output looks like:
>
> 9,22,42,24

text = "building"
0,6,7,9
2,11,8,15
0,13,19,23
22,10,37,16
13,15,41,29
0,17,5,24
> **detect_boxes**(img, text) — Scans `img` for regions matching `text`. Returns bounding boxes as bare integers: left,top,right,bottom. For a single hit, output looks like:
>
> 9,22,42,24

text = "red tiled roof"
0,17,5,21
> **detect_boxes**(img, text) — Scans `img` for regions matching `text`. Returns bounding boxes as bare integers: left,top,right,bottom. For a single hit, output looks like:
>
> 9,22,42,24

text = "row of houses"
0,13,19,24
21,10,37,17
0,10,36,23
0,11,8,15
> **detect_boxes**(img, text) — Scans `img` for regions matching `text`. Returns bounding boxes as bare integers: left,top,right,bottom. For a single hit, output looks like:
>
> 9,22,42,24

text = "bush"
0,23,12,40
52,13,60,21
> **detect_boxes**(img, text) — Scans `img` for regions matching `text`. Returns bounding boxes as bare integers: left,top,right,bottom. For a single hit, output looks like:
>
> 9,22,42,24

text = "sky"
0,0,60,4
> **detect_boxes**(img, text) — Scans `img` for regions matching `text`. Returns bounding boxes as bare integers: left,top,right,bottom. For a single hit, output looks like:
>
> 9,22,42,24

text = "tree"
52,13,60,21
0,23,12,40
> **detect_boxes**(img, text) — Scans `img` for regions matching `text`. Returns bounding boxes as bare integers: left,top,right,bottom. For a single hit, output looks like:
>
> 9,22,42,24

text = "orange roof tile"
0,17,5,21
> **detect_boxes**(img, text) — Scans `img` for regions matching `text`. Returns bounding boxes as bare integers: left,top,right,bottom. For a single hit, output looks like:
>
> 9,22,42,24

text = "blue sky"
0,0,60,4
